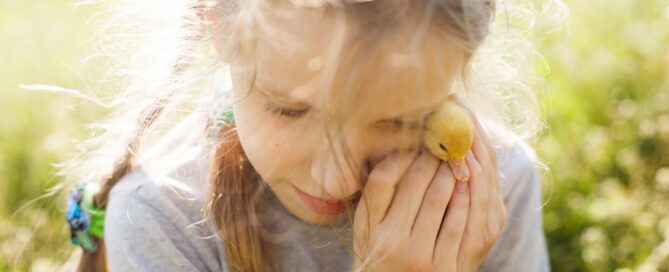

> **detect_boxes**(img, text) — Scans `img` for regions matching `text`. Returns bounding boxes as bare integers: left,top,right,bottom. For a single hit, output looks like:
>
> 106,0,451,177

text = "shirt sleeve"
478,144,551,272
104,170,225,272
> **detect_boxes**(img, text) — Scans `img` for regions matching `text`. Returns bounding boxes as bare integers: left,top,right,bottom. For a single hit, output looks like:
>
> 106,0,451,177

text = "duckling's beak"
448,159,470,183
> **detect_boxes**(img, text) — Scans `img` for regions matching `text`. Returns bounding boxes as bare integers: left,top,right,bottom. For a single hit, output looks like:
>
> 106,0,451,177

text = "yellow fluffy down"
424,99,474,162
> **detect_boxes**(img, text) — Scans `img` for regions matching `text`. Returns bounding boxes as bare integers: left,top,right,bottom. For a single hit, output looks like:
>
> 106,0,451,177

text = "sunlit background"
1,0,668,271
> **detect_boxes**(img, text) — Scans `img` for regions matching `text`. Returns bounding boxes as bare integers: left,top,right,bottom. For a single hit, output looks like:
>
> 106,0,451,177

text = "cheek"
234,92,425,183
233,93,315,180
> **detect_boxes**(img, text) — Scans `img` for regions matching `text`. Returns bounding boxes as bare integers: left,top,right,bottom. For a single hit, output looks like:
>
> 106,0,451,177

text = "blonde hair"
60,0,567,271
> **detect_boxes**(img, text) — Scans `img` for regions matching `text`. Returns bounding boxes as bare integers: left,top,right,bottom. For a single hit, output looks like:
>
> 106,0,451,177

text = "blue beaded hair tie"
66,180,105,253
208,78,235,137
217,109,235,125
213,71,235,125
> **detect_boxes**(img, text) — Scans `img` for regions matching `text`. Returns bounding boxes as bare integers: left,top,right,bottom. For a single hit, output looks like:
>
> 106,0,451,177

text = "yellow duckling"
424,97,473,183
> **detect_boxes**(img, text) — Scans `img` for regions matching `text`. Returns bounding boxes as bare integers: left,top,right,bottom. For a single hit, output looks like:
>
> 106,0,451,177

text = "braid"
71,1,210,270
75,96,171,272
92,98,168,208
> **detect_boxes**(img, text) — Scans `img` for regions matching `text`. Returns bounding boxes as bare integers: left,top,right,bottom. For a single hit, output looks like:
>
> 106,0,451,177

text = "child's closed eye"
264,101,309,119
377,118,423,131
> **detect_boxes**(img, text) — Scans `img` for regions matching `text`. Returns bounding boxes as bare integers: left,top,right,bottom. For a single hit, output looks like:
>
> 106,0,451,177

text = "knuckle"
487,223,501,240
499,208,508,229
407,252,432,272
466,157,484,177
454,195,469,209
444,226,462,242
471,159,484,174
353,223,370,243
409,154,438,175
425,185,450,208
373,236,401,259
471,241,486,256
479,197,489,211
424,195,445,211
491,151,498,164
368,153,412,185
367,170,398,190
491,170,501,184
411,262,434,272
353,200,369,222
474,249,488,261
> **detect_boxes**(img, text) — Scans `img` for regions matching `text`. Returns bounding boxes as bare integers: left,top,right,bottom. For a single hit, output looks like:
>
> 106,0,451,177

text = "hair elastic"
66,180,105,253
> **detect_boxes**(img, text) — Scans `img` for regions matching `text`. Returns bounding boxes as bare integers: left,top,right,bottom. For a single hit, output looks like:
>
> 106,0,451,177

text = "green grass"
0,1,100,270
1,0,668,271
536,0,669,270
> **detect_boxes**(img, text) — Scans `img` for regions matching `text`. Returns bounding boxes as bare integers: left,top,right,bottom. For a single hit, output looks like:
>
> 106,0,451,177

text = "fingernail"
456,181,468,193
448,159,470,183
456,170,470,183
377,154,398,173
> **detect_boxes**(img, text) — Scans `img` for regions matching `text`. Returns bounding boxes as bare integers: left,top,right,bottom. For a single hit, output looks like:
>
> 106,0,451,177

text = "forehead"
252,4,464,121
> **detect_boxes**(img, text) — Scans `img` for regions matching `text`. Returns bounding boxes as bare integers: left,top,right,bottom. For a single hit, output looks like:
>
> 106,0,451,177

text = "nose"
309,126,423,202
310,142,368,202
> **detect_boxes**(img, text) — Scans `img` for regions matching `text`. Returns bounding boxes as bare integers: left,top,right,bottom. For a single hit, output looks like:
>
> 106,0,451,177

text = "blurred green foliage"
0,0,668,271
0,1,100,271
536,0,669,271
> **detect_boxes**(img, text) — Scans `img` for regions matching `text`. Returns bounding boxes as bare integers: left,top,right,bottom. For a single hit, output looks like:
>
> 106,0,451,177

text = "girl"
64,0,561,271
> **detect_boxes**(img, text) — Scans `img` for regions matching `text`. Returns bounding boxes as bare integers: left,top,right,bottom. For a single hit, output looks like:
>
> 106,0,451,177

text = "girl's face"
226,7,463,225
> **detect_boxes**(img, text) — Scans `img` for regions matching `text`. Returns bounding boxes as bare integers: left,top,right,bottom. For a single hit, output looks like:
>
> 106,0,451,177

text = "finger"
487,169,506,235
460,151,488,252
471,122,491,170
356,151,416,228
486,187,506,238
484,148,502,236
448,159,470,183
410,161,457,260
383,151,441,232
449,94,502,198
450,95,501,215
433,175,470,268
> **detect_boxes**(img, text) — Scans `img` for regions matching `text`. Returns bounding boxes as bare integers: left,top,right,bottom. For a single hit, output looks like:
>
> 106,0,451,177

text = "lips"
293,186,348,215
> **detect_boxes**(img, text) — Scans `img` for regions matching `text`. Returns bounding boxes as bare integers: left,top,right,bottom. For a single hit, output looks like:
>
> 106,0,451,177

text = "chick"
424,98,474,183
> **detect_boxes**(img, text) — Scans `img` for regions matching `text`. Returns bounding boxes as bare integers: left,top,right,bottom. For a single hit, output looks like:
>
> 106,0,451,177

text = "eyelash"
264,102,309,119
264,100,422,131
381,118,423,131
381,119,407,129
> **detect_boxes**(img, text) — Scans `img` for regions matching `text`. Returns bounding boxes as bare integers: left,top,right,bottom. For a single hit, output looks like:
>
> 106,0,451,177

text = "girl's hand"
451,95,507,271
352,97,506,272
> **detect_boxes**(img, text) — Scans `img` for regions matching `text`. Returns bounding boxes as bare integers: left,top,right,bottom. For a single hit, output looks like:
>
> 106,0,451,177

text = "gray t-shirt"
105,143,550,271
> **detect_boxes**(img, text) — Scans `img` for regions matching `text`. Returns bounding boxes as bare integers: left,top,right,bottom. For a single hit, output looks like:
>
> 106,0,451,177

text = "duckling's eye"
439,143,448,152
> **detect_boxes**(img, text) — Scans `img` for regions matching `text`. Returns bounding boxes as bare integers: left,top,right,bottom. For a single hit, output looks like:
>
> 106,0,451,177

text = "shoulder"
106,143,214,232
106,167,207,234
478,142,550,271
104,155,225,271
494,141,542,200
